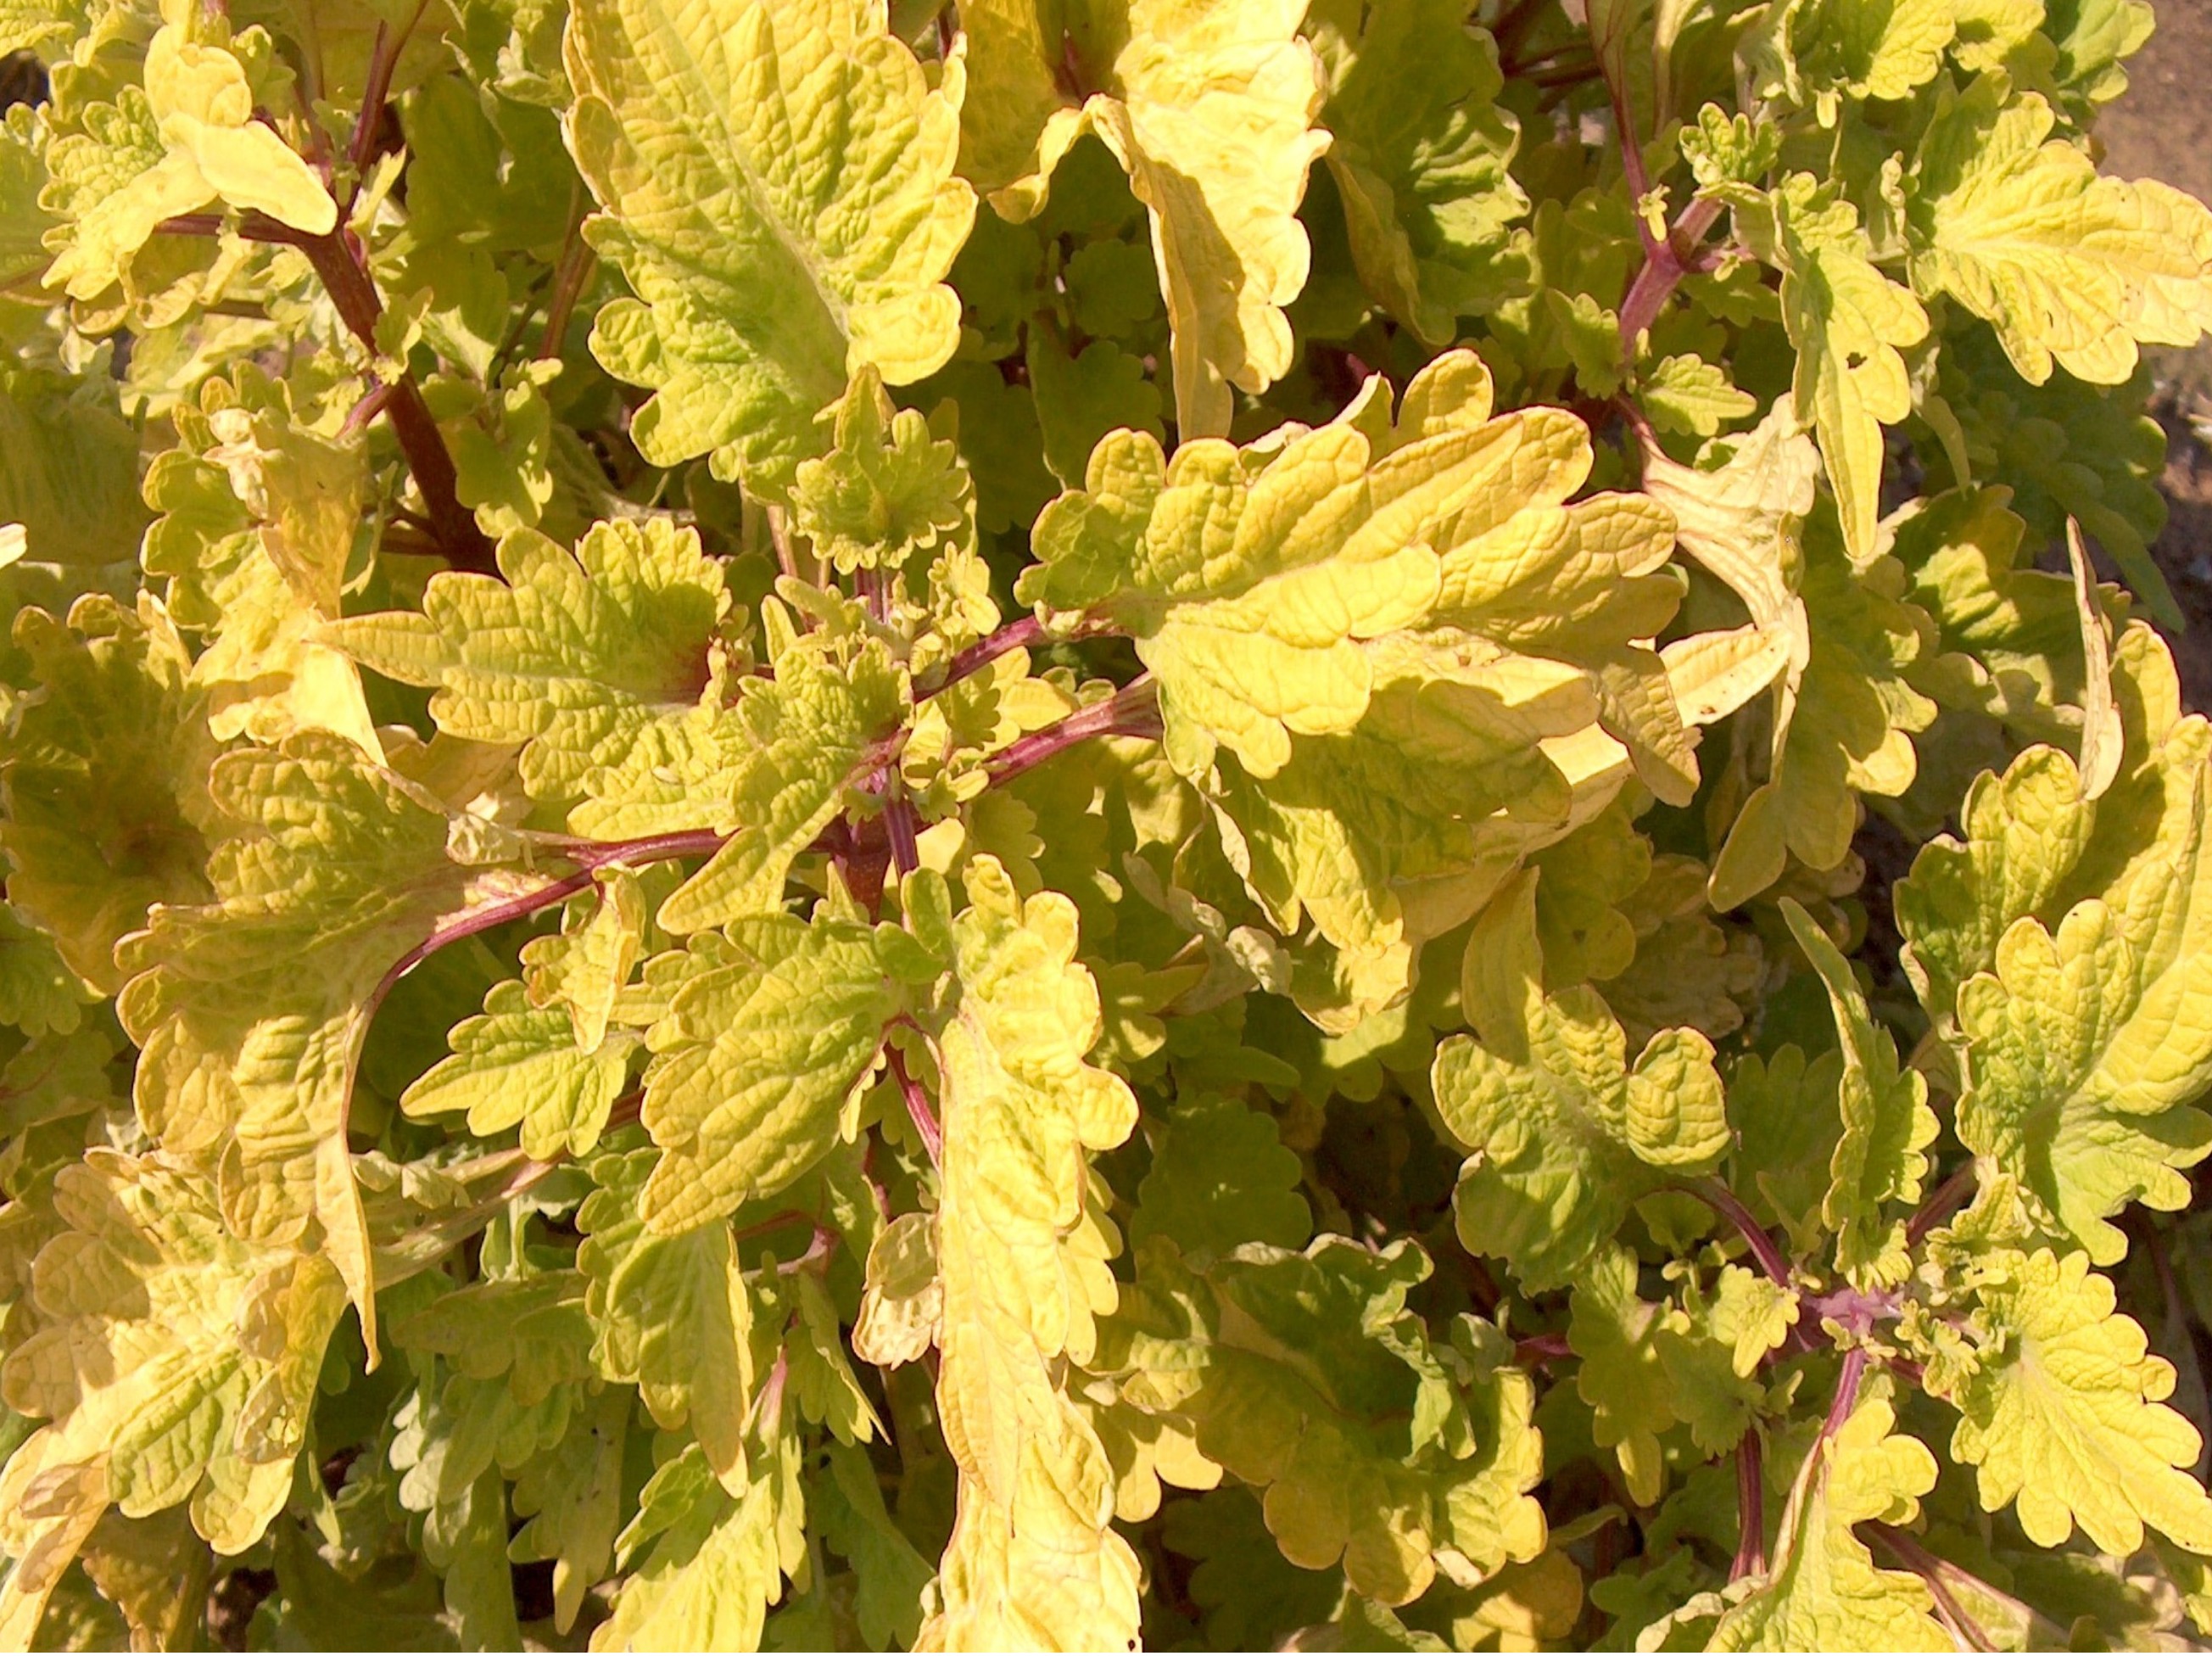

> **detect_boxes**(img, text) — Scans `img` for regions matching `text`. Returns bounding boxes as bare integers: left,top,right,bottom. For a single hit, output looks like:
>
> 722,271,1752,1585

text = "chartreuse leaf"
1901,630,2212,1262
1567,1244,1676,1507
1114,1234,1544,1607
1782,900,1937,1288
1712,172,1929,561
1433,871,1729,1292
0,1150,347,1643
1905,79,2212,389
920,857,1142,1650
509,1389,630,1634
326,518,730,803
142,369,379,756
41,0,334,302
595,1435,804,1651
578,1146,757,1489
1304,0,1528,344
790,366,973,575
1028,350,1670,1023
1,596,214,994
404,979,640,1162
0,363,150,568
957,0,1327,437
1923,1246,2212,1557
637,911,918,1234
561,0,975,495
1708,502,1937,910
1639,398,1818,733
1707,1392,1949,1651
1022,366,1450,781
115,732,501,1351
572,630,906,932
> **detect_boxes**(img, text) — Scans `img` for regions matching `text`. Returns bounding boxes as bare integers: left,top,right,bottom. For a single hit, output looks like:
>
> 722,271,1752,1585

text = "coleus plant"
1,0,2212,1646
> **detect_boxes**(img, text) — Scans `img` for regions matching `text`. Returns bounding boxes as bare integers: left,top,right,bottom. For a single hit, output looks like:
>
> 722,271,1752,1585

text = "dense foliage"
2,0,2212,1646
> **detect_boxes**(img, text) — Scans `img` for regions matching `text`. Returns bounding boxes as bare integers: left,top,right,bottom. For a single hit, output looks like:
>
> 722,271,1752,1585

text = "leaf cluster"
2,0,2212,1649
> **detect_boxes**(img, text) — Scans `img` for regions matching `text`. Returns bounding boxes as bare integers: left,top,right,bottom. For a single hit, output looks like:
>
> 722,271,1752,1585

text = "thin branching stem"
1678,1175,1794,1288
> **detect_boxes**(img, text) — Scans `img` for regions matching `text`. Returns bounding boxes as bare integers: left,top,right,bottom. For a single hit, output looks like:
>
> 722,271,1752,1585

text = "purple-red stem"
347,0,430,178
889,1046,942,1168
371,828,734,1015
295,229,494,572
1868,1526,2003,1653
1514,1332,1573,1368
983,678,1162,786
1679,1176,1793,1288
884,790,921,877
1905,1162,1977,1249
925,614,1047,698
1821,1345,1869,1441
158,203,494,573
536,220,595,362
1731,1430,1766,1582
1618,197,1724,354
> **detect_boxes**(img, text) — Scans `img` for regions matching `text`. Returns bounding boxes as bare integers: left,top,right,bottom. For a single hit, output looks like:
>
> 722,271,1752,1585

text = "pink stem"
983,678,1161,786
1679,1176,1793,1288
1618,197,1724,353
924,615,1047,698
1731,1430,1766,1581
889,1047,942,1168
1904,1163,1976,1249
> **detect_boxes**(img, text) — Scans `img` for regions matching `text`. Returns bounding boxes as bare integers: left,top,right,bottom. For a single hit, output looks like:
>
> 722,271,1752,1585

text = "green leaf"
1707,503,1937,910
790,366,974,574
1114,1234,1545,1606
114,732,500,1350
813,1440,933,1651
0,598,213,996
1718,173,1930,561
1433,871,1729,1292
1924,1246,2212,1556
1567,1244,1677,1506
1707,1392,1948,1651
1781,899,1937,1287
562,0,975,494
0,364,150,568
597,1440,802,1650
957,0,1328,437
571,632,906,933
509,1388,631,1634
1901,630,2212,1262
1304,0,1528,345
0,1150,347,1642
578,1146,757,1488
637,911,903,1234
1130,1092,1311,1262
403,980,637,1160
326,518,731,803
1905,79,2212,389
924,856,1142,1648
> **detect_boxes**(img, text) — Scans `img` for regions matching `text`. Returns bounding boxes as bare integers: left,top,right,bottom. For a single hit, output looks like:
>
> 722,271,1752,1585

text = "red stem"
1868,1526,2003,1653
1679,1176,1793,1288
889,1046,942,1168
296,230,494,573
924,615,1047,698
1514,1332,1573,1367
983,678,1161,786
1618,197,1724,355
1821,1346,1868,1441
1732,1430,1766,1581
347,0,429,178
1904,1162,1976,1249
